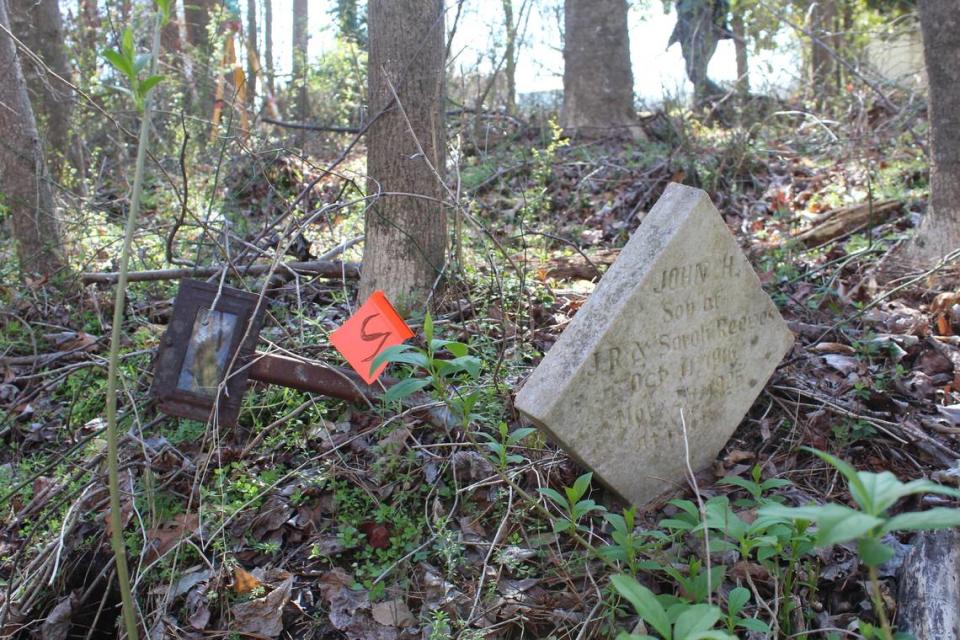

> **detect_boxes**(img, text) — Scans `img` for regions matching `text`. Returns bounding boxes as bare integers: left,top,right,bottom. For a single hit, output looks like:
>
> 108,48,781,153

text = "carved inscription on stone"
515,184,794,507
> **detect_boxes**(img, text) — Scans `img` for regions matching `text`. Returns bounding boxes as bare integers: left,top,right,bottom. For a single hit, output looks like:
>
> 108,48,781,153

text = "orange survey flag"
330,291,414,384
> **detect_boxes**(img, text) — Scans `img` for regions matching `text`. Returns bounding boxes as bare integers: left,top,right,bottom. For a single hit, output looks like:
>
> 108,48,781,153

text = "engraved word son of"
515,183,793,508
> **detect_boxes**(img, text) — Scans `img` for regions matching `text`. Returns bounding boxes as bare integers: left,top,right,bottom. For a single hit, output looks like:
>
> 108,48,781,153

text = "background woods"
2,1,960,639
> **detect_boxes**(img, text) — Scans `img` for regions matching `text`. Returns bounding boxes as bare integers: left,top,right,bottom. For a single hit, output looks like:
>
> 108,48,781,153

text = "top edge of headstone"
515,182,715,421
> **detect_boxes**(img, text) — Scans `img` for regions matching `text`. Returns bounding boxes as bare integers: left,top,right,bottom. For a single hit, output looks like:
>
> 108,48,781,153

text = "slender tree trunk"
79,0,98,51
161,0,181,52
264,0,274,92
359,0,446,314
185,0,213,114
246,0,257,111
292,0,308,144
908,0,960,265
0,0,67,280
731,11,749,95
184,0,211,52
502,0,517,114
810,0,836,101
9,0,74,178
562,0,637,137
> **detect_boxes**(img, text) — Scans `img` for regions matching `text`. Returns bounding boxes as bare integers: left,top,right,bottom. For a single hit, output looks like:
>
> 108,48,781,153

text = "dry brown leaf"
810,342,855,354
370,598,416,627
931,291,960,314
937,314,953,336
233,566,262,594
230,574,293,637
40,594,76,640
144,513,199,563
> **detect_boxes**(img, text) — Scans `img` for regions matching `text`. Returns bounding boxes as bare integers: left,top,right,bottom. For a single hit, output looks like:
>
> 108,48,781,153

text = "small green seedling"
539,472,606,533
103,27,165,111
479,422,535,469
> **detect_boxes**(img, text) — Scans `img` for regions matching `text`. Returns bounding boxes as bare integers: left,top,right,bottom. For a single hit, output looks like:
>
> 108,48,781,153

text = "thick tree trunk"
8,0,73,178
561,0,637,137
246,0,257,111
359,0,446,314
503,0,517,115
0,0,66,279
909,0,960,265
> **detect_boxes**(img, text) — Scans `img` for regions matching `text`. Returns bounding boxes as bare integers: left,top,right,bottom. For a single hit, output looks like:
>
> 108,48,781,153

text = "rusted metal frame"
151,280,264,426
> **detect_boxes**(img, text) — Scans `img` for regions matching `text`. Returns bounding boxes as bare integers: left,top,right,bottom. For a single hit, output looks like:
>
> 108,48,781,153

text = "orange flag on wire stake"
330,291,414,384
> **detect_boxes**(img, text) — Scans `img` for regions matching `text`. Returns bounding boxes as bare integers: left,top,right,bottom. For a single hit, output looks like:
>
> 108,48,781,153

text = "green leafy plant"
722,587,769,634
101,4,168,640
760,447,960,640
103,27,165,111
657,494,815,633
539,472,606,533
372,312,481,423
719,465,791,507
610,575,736,640
479,421,535,469
600,507,667,574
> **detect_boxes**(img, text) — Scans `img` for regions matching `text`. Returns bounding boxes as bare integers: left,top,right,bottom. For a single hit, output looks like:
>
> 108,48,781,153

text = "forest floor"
2,93,960,639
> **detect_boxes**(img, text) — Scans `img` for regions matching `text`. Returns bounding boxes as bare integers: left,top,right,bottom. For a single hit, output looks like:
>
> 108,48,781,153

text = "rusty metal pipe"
247,352,455,428
248,352,380,403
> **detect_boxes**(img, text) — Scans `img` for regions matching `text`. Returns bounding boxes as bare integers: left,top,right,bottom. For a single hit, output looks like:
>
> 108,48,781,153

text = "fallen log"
896,528,960,639
793,199,902,247
81,260,360,285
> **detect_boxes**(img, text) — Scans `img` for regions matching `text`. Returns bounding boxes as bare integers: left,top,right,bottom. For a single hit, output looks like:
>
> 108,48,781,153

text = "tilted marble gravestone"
515,183,794,508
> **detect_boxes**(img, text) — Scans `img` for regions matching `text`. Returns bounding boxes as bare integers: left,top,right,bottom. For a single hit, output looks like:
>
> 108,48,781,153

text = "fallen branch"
261,117,361,133
81,260,360,285
897,529,960,639
793,199,902,247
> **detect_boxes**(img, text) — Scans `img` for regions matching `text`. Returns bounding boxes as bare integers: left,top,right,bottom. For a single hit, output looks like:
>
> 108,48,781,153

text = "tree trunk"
264,0,274,92
292,0,309,145
184,0,213,114
562,0,637,137
909,0,960,265
0,0,67,280
79,0,98,52
810,0,837,102
359,0,446,314
503,0,517,115
184,0,211,52
161,0,183,61
731,10,749,95
669,0,723,105
246,0,257,111
8,0,73,178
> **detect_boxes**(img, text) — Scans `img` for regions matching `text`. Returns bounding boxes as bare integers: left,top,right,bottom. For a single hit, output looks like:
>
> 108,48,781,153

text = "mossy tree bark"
359,0,446,315
0,0,67,280
561,0,637,137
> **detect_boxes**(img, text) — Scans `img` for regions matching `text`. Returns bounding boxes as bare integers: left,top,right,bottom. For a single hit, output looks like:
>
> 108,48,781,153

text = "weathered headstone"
515,183,793,508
